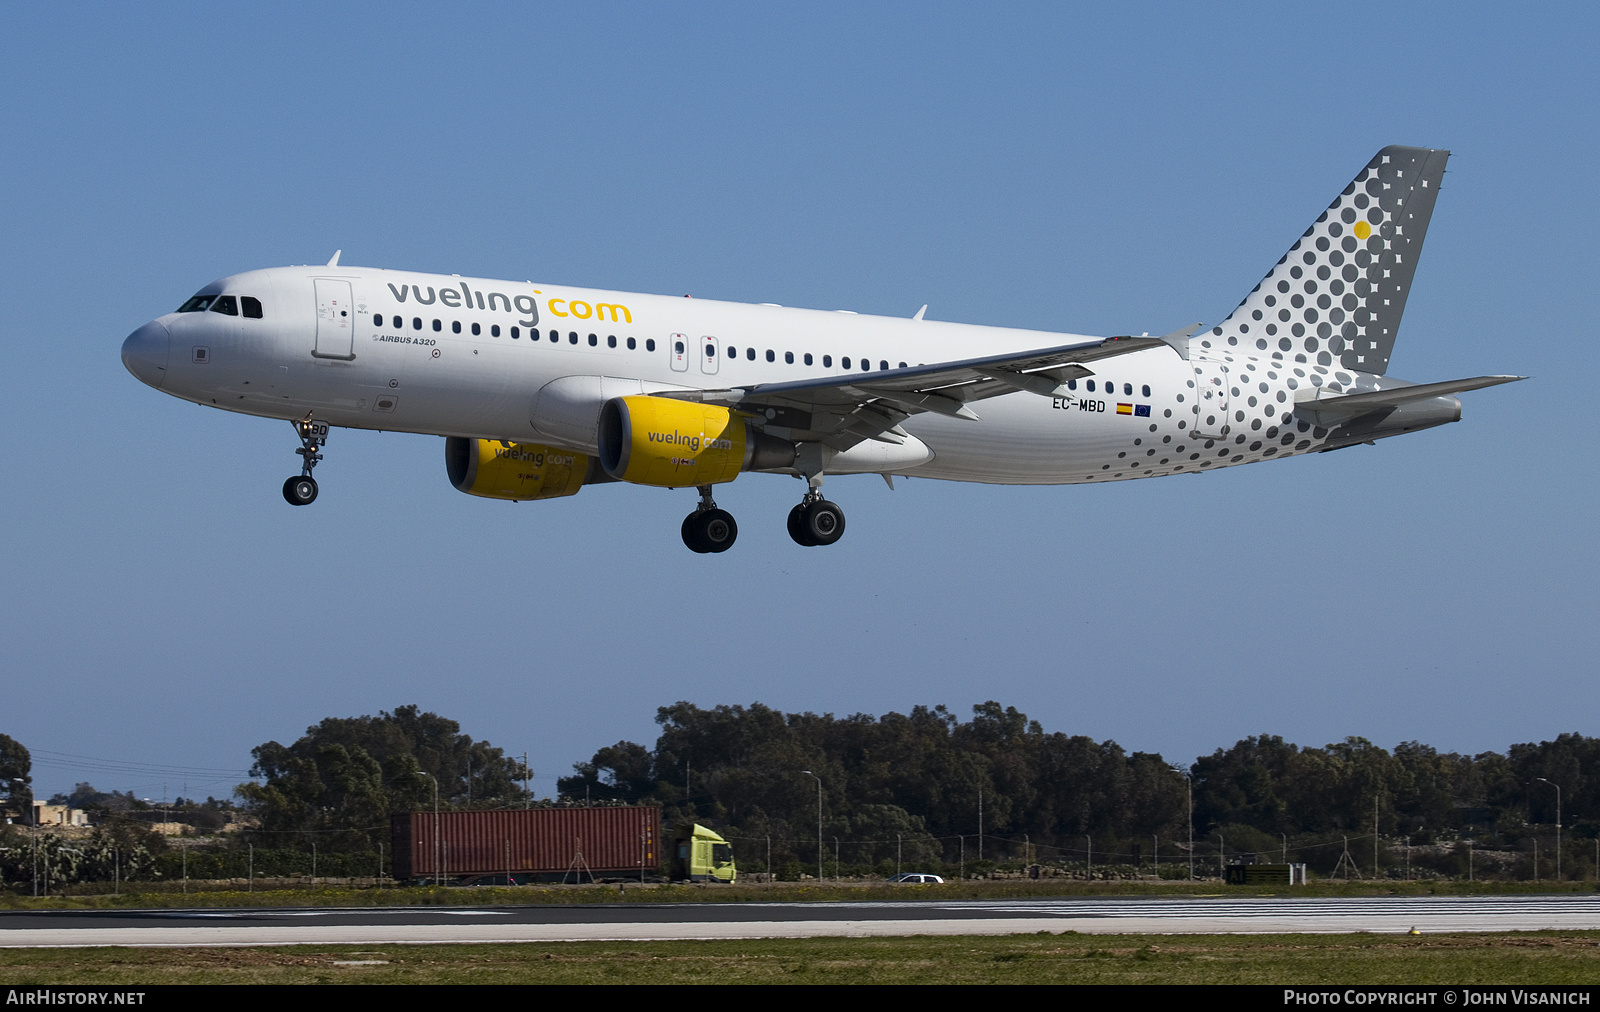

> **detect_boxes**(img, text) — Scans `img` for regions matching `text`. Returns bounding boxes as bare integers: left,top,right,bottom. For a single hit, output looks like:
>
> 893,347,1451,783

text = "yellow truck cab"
672,823,737,883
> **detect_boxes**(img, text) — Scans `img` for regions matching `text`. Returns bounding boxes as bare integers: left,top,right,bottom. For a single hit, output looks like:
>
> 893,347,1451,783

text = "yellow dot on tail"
1354,221,1372,240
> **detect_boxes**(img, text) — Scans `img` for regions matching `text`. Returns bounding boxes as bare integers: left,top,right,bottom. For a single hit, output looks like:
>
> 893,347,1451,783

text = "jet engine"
444,437,610,501
597,395,795,487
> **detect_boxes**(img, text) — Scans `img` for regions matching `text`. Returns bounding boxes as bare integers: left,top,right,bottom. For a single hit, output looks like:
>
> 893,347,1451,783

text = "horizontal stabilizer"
1295,375,1523,423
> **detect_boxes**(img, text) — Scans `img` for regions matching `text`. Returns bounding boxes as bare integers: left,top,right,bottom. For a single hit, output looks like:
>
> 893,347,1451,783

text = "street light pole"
801,771,823,883
1171,766,1194,881
9,780,32,898
1537,778,1562,882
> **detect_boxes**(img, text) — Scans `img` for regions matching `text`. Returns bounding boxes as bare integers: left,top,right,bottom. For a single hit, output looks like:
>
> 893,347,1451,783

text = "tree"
562,700,1189,868
237,706,530,850
0,734,30,819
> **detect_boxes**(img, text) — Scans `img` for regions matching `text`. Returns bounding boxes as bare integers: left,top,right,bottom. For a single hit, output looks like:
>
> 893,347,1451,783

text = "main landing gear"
678,483,849,553
682,485,738,553
787,492,846,547
282,414,328,506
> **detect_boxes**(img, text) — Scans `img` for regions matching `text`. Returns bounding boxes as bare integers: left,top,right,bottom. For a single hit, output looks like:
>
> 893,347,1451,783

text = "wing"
649,332,1185,450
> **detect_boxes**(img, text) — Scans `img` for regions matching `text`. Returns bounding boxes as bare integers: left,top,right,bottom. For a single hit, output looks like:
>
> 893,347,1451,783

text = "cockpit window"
209,295,239,316
177,294,215,313
241,296,263,319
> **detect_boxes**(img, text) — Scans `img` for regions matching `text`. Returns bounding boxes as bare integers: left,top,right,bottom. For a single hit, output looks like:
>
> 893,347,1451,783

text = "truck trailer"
390,807,736,884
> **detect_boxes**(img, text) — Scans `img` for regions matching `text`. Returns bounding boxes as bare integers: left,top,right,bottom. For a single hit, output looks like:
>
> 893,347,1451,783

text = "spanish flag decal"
1116,403,1133,415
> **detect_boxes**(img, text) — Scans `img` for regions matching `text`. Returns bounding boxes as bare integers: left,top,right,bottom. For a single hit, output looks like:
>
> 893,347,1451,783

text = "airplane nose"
121,319,170,389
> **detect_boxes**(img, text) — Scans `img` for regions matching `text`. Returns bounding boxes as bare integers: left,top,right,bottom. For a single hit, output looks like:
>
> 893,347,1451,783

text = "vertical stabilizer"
1201,146,1449,375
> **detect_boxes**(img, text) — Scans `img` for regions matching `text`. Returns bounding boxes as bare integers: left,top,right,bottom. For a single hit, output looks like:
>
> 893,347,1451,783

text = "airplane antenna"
912,305,927,321
326,250,342,267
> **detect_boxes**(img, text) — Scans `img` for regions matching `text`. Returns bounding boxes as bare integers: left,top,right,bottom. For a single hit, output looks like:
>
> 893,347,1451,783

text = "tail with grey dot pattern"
1204,146,1449,376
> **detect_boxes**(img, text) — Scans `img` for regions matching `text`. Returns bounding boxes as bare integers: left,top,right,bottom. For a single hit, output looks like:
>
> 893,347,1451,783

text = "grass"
2,933,1599,984
5,877,1598,911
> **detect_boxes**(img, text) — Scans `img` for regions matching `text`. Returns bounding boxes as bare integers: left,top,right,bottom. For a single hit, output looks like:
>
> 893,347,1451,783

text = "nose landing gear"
682,485,738,553
282,415,328,506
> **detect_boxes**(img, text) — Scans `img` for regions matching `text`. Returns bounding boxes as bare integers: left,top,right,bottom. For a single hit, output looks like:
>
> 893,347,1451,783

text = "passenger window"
784,351,793,364
210,296,238,316
491,324,500,337
804,353,813,365
1067,379,1077,390
548,329,558,342
434,319,443,332
588,334,597,346
646,339,656,352
1123,382,1132,396
707,343,716,357
1142,384,1151,397
861,361,870,371
511,327,519,338
842,357,851,369
393,315,403,329
727,346,737,358
1087,380,1096,392
880,360,888,370
675,339,685,354
627,337,636,350
452,321,461,334
177,295,215,313
898,362,907,369
471,323,481,335
373,314,383,327
569,332,578,344
746,348,755,361
608,335,616,348
242,296,263,319
823,355,832,367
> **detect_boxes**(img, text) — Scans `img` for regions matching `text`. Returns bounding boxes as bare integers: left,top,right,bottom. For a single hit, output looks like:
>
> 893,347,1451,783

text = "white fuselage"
121,264,1435,487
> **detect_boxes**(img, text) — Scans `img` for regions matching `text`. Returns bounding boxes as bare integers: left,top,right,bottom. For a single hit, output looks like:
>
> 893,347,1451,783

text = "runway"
3,895,1599,947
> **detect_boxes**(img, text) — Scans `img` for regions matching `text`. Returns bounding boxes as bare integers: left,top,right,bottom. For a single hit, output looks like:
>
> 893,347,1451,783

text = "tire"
787,502,817,546
283,475,318,506
697,508,738,553
803,499,845,545
681,513,709,553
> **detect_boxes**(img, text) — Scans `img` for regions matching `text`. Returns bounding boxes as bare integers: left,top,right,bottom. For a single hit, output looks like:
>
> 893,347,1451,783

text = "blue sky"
1,4,1594,802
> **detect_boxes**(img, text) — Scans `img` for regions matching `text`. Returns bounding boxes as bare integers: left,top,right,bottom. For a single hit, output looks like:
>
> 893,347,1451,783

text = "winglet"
1158,324,1201,361
326,250,342,267
912,305,927,321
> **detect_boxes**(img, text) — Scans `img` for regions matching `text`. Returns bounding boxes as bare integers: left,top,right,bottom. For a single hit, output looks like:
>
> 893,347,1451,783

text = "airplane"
121,145,1519,553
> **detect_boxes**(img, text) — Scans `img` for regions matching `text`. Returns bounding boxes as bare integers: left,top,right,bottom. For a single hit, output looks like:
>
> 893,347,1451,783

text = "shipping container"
392,807,660,884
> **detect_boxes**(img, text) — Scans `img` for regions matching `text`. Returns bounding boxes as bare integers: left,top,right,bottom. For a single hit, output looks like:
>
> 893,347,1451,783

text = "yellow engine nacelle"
445,437,607,501
598,395,796,488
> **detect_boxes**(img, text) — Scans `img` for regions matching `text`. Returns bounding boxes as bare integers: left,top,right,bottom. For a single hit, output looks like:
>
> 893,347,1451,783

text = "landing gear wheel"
682,508,738,553
681,514,709,553
697,509,737,553
283,475,318,506
802,499,845,545
787,502,817,547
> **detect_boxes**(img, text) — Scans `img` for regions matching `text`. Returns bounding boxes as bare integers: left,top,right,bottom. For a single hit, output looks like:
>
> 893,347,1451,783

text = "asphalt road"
3,896,1600,947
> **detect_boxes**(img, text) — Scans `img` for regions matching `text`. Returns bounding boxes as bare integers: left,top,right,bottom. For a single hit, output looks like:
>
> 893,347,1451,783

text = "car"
888,872,944,884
